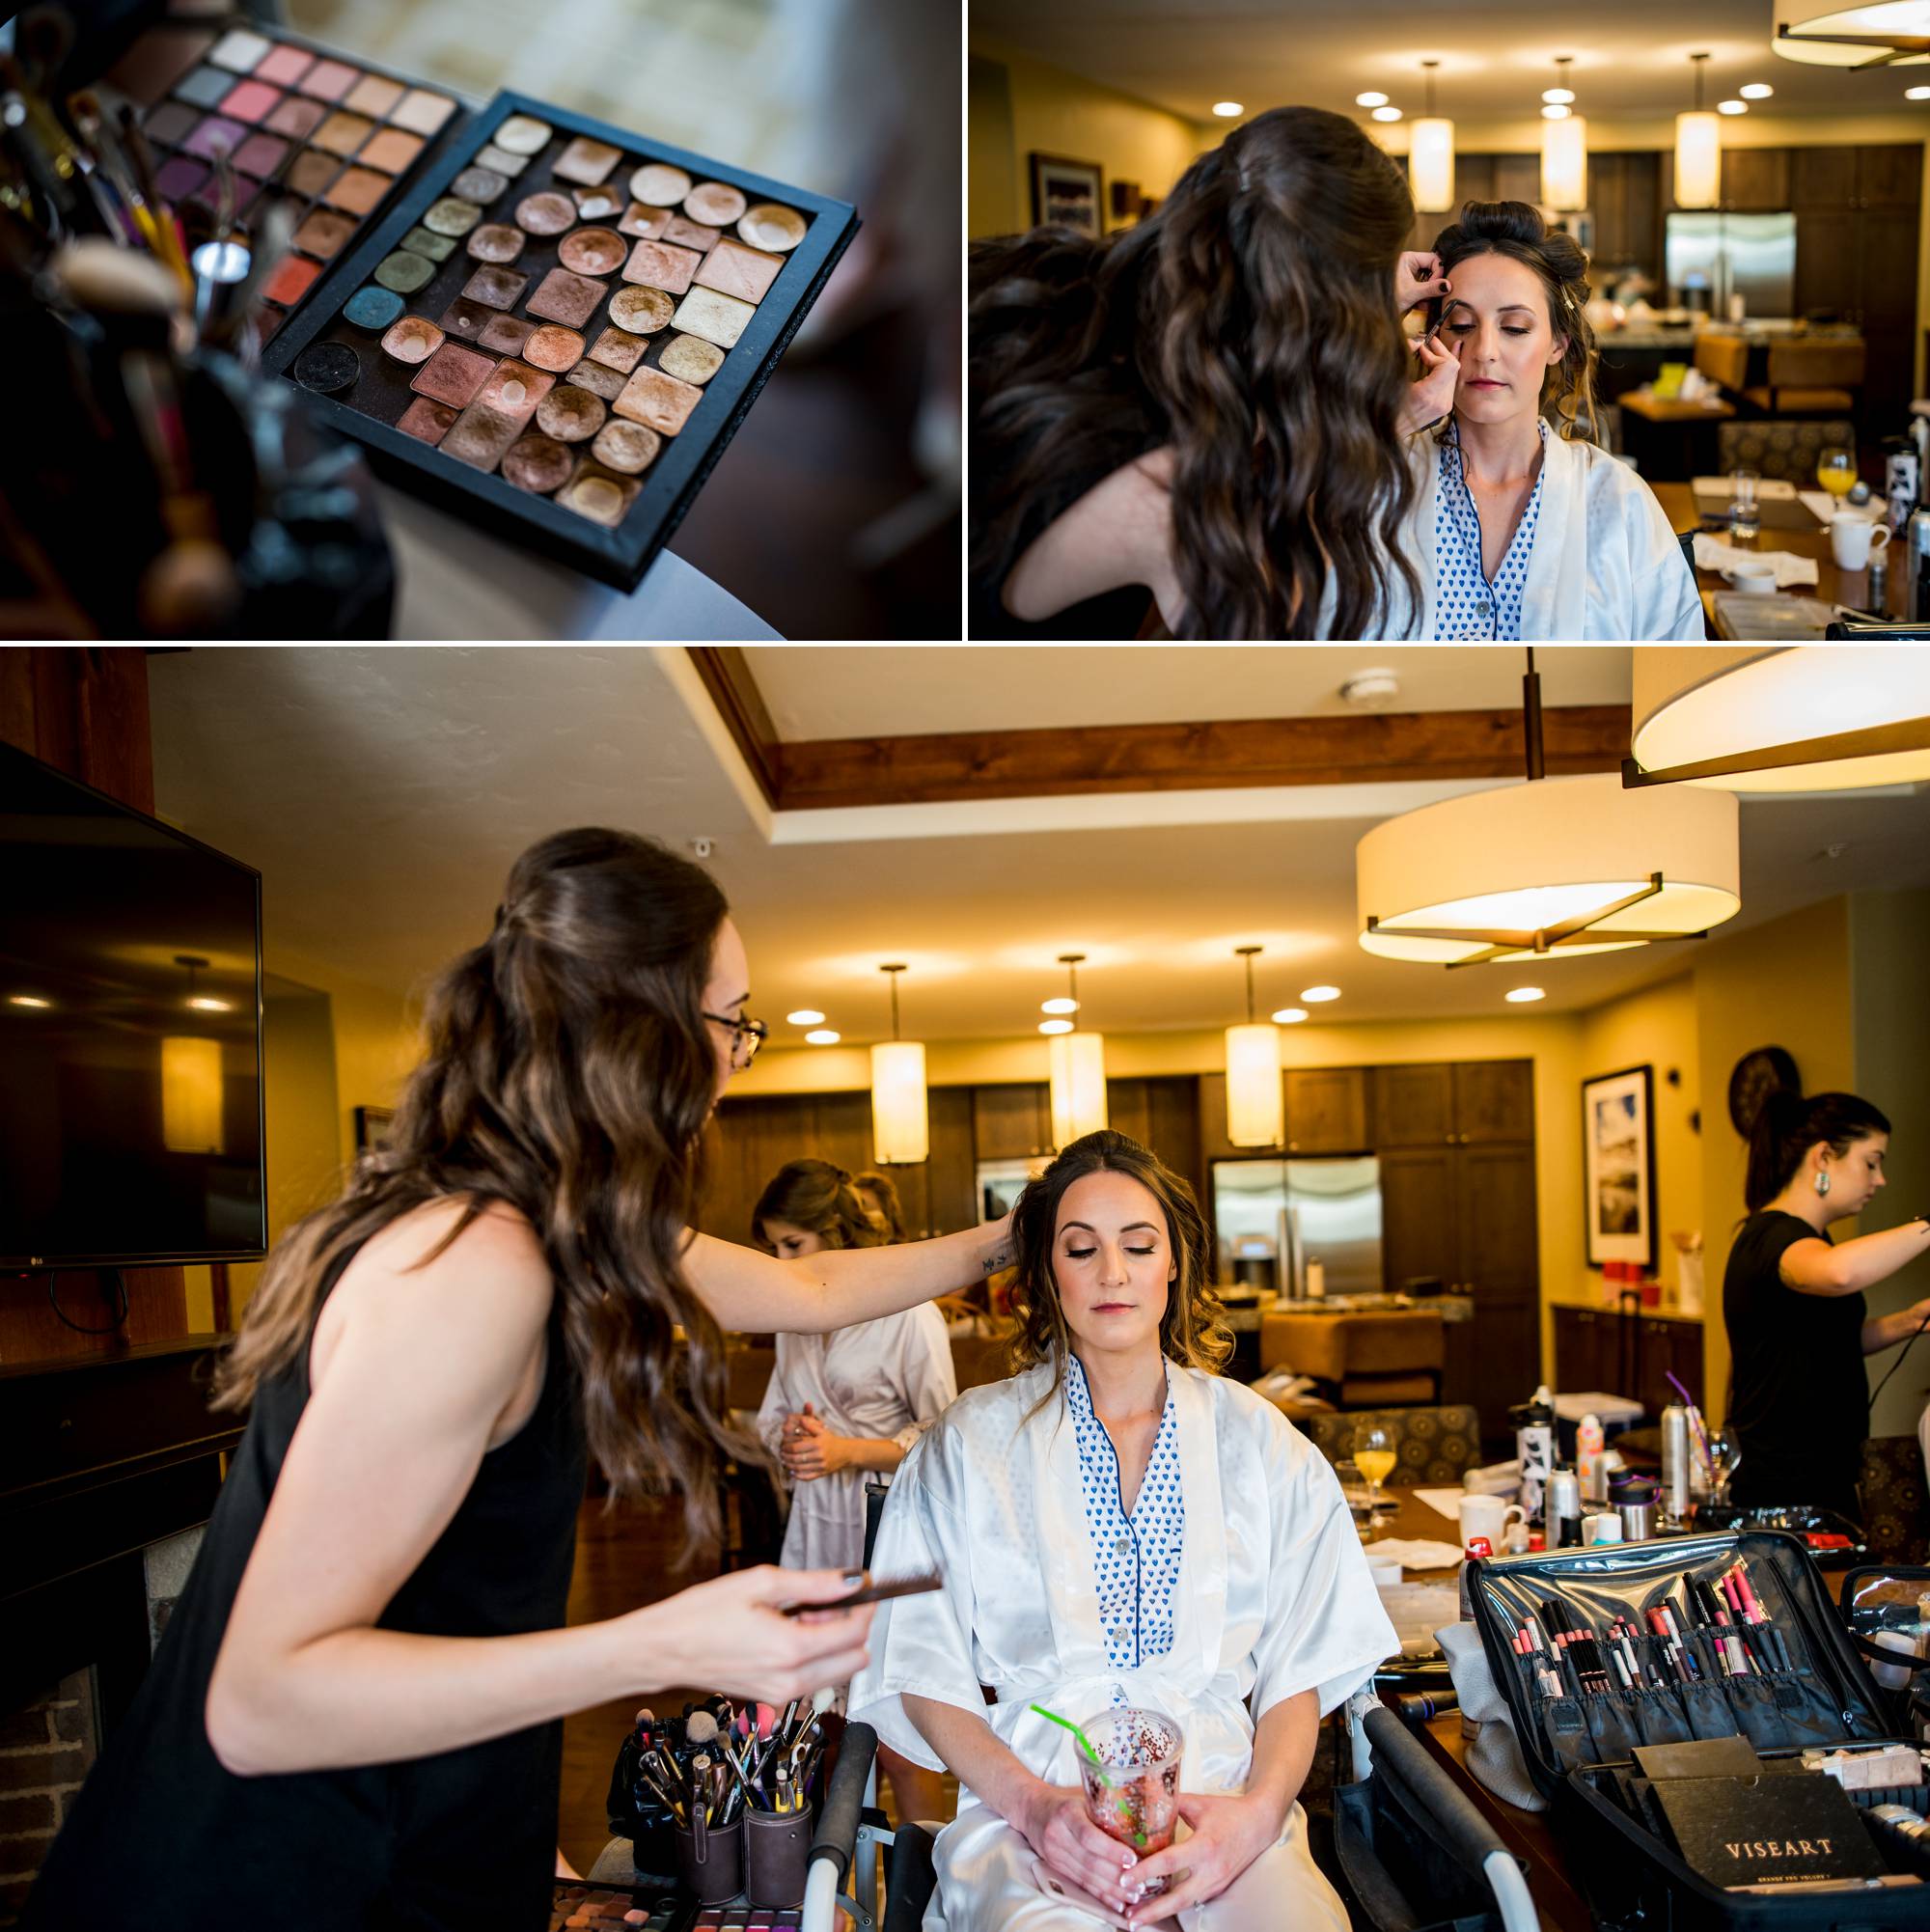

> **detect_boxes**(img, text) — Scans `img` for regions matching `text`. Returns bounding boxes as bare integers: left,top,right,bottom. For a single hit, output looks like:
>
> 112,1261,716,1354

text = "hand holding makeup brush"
632,1564,874,1706
1396,250,1450,314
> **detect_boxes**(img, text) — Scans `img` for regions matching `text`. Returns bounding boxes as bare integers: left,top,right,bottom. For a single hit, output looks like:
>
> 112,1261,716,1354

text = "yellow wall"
969,37,1205,237
1852,889,1930,1437
1696,897,1857,1428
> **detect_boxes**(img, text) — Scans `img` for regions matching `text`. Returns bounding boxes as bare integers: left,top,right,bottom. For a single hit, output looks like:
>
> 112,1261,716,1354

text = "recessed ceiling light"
1542,87,1576,104
1909,84,1930,97
1356,91,1389,107
9,994,50,1008
1541,102,1572,120
188,996,233,1011
1718,98,1748,115
1505,986,1547,1004
786,1008,825,1026
1038,1018,1075,1035
1272,1007,1310,1024
1300,985,1342,1003
804,1029,841,1044
1212,100,1244,117
1040,997,1079,1015
1740,82,1773,97
1371,105,1403,122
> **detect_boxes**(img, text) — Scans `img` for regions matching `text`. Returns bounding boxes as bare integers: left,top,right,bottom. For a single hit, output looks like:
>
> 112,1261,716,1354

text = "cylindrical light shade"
1224,1022,1282,1147
1541,113,1588,212
1772,0,1930,63
1674,110,1721,208
1410,116,1455,212
1356,773,1741,964
161,1036,225,1154
1632,646,1930,789
1049,1031,1110,1148
869,1039,928,1164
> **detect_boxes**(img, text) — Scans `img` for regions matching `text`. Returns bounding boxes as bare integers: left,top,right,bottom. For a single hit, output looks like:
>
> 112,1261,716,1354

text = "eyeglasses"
703,1010,768,1069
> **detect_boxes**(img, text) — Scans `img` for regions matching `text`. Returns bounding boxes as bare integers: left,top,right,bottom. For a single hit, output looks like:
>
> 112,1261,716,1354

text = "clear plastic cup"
1076,1708,1184,1895
1730,468,1760,543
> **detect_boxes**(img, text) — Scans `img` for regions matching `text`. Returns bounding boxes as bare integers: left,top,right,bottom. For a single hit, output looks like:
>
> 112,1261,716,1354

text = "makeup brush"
786,1687,837,1775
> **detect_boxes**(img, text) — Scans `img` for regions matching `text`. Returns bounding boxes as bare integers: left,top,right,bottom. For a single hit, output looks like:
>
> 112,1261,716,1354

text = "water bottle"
1511,1384,1556,1529
1662,1404,1691,1523
1908,506,1930,621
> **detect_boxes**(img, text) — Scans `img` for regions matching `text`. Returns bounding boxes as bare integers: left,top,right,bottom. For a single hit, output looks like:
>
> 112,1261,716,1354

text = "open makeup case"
1466,1531,1930,1930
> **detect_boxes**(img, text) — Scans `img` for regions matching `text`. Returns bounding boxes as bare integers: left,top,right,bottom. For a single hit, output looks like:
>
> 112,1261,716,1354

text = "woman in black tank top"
25,829,1013,1932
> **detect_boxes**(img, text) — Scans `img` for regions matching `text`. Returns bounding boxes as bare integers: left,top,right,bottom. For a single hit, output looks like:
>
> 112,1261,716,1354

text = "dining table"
1358,1486,1861,1932
1650,481,1904,638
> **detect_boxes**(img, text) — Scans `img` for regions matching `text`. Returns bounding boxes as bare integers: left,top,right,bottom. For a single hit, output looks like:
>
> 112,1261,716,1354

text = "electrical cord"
1861,1215,1930,1411
46,1267,129,1335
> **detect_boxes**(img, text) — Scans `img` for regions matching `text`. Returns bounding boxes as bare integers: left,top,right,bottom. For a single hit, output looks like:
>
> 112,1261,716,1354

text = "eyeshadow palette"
259,92,856,591
550,1880,698,1929
106,22,463,341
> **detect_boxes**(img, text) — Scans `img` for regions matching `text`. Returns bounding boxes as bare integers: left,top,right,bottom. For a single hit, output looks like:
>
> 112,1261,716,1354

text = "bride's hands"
1401,332,1461,436
1396,251,1449,313
1125,1790,1281,1922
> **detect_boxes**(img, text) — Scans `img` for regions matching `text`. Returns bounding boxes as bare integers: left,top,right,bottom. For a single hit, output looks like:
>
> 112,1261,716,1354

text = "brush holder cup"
743,1806,810,1906
673,1815,742,1903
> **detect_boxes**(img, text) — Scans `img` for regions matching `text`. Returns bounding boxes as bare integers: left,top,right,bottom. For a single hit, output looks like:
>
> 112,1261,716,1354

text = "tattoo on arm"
982,1243,1013,1277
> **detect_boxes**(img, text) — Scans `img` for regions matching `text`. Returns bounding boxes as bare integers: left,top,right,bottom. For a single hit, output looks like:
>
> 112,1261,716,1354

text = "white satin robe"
756,1306,957,1573
846,1361,1397,1930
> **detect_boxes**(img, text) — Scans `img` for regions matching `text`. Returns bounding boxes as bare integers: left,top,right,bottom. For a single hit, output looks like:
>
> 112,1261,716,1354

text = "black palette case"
1464,1530,1930,1930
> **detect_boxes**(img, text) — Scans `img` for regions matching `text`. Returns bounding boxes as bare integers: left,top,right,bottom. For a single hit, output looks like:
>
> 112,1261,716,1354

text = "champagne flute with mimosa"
1355,1421,1396,1524
1817,448,1857,500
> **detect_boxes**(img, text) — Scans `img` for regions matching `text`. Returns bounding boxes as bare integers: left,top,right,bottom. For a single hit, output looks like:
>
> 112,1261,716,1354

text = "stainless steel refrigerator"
1211,1155,1382,1299
1665,211,1796,319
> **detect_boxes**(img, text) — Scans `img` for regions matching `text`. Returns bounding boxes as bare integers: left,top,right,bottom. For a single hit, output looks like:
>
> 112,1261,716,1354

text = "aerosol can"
1911,505,1930,621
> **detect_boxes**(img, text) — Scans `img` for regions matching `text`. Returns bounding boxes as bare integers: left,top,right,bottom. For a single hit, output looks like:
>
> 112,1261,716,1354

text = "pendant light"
1674,54,1721,209
1356,650,1741,967
1410,60,1456,213
1540,58,1588,211
1772,0,1930,66
1046,953,1109,1149
1625,647,1930,789
162,955,226,1154
1224,947,1283,1148
869,963,928,1165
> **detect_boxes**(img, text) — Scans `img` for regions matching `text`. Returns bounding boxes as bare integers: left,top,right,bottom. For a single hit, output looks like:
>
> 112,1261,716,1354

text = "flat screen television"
0,742,266,1268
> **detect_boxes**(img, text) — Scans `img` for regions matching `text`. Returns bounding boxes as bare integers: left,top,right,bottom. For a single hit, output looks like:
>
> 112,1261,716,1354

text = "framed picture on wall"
1029,152,1105,237
354,1106,395,1157
1582,1064,1657,1272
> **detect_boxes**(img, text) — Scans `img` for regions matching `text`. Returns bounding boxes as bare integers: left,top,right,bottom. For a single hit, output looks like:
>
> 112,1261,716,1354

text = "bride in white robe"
848,1132,1395,1931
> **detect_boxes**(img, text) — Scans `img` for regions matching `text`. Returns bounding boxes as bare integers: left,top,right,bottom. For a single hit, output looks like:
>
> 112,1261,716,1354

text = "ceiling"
147,646,1930,1047
972,0,1930,128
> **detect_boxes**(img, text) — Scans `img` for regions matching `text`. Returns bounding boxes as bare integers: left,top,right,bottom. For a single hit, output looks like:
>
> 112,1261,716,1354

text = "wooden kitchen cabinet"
1284,1066,1370,1153
1552,1305,1703,1415
973,1083,1053,1160
1370,1063,1454,1148
1453,1062,1534,1144
1721,147,1791,212
1794,145,1859,208
1857,144,1921,209
1198,1070,1278,1159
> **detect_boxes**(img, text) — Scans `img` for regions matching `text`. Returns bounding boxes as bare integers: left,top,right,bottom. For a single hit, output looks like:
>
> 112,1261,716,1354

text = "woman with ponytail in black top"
1723,1090,1930,1519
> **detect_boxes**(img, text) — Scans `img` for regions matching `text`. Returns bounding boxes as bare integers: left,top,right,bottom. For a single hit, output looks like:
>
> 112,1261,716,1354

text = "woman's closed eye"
1446,322,1530,337
1062,1246,1158,1258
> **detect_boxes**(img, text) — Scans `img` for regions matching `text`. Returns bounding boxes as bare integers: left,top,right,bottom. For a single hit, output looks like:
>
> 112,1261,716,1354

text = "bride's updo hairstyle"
1431,200,1602,442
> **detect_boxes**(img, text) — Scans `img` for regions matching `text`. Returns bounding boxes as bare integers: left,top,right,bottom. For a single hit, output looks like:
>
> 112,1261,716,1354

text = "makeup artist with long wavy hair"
970,105,1460,640
1724,1089,1930,1521
24,828,1012,1932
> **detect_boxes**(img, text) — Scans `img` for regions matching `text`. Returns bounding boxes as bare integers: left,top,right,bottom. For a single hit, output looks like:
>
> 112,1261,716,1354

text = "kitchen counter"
1546,1290,1705,1323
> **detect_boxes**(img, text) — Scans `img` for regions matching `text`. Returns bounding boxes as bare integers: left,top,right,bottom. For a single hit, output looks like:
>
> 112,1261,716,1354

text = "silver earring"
1815,1170,1832,1198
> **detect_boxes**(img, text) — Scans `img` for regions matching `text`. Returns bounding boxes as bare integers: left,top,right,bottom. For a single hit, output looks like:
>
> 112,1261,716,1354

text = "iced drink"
1076,1708,1183,1896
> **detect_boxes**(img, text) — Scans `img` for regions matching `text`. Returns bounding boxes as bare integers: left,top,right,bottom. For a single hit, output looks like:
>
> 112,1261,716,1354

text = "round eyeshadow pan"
502,434,576,494
559,227,624,276
344,285,406,329
591,418,659,474
373,249,436,292
454,166,510,203
292,340,360,394
657,333,725,385
538,386,607,441
524,324,587,372
466,223,527,264
608,286,673,335
381,315,446,364
423,197,483,236
738,202,807,252
683,180,746,227
516,191,576,235
630,162,690,206
492,114,553,155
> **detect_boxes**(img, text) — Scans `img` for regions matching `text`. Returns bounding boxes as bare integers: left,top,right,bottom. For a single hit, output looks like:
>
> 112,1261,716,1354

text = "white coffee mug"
1726,560,1778,594
1583,1511,1624,1545
1458,1492,1527,1551
1832,513,1891,570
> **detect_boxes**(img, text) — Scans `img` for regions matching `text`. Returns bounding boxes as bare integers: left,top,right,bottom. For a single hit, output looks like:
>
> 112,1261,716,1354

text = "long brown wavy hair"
852,1170,908,1244
212,826,749,1545
1006,1131,1231,1414
752,1159,887,1254
1429,201,1603,442
971,106,1421,640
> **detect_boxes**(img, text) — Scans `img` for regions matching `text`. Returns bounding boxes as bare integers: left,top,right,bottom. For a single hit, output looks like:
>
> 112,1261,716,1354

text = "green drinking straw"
1030,1702,1109,1780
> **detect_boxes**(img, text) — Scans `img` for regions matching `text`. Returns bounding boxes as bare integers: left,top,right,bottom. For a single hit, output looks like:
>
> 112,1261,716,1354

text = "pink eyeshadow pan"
265,96,327,138
298,59,360,102
219,78,282,122
232,131,289,178
184,114,246,158
255,44,317,87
